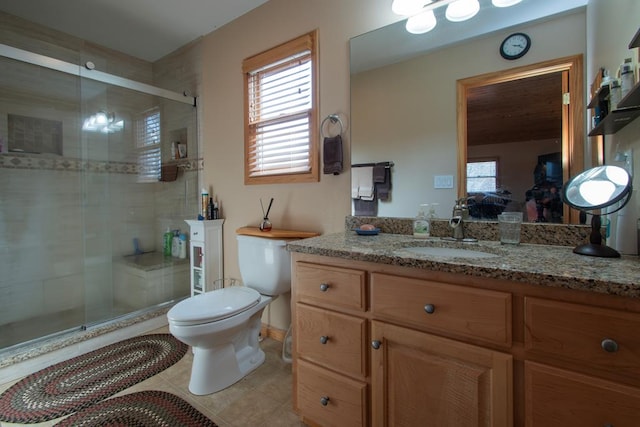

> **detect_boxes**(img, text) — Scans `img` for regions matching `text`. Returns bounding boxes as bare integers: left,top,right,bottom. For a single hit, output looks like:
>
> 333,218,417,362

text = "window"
242,31,319,184
135,107,161,182
467,159,498,193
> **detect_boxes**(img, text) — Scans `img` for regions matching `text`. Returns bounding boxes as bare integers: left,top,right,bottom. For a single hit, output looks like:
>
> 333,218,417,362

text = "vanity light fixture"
393,0,522,34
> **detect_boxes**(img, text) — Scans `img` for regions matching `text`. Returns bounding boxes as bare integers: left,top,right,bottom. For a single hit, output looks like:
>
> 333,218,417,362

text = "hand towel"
373,163,392,201
323,135,343,175
352,166,374,200
353,197,378,216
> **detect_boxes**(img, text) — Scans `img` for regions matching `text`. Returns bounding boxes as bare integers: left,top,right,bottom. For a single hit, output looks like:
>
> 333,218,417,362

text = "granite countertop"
287,231,640,298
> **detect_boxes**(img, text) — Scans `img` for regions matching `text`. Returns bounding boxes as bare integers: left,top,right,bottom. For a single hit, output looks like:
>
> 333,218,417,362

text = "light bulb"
579,180,616,206
491,0,522,7
446,0,480,22
392,0,430,16
95,112,108,124
406,9,437,34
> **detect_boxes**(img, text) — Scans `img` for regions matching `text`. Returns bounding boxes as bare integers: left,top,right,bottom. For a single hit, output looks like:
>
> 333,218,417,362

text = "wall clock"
499,32,531,60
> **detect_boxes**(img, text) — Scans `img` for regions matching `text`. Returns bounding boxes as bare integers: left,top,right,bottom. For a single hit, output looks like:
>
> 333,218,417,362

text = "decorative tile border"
0,153,201,174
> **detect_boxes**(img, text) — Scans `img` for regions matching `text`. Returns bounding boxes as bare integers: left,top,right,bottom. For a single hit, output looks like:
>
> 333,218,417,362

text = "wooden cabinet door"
525,361,640,427
371,321,513,427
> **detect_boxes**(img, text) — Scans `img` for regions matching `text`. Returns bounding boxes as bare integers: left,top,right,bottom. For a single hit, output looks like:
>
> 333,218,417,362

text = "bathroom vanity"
288,232,640,426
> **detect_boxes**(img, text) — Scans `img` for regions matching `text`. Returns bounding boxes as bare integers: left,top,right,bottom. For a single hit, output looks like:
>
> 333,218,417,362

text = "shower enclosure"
0,43,200,352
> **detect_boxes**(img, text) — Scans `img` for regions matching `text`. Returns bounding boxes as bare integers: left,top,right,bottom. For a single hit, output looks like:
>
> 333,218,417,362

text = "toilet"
167,232,297,395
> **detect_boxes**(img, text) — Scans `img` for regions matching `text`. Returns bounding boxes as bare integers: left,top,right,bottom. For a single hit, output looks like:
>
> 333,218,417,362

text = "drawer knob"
320,283,330,292
424,304,436,314
601,338,619,353
320,335,329,344
320,396,330,406
371,340,381,350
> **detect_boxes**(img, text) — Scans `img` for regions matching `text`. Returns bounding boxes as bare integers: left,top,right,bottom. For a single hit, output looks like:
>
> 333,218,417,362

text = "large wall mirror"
350,0,592,224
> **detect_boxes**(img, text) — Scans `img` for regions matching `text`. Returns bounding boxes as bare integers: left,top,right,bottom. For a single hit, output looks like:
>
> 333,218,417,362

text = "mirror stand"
573,214,620,257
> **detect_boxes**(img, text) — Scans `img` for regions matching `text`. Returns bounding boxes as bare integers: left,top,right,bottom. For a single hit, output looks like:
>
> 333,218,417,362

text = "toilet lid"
168,286,261,326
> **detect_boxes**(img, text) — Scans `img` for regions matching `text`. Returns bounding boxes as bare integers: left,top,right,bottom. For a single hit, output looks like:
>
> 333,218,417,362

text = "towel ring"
321,114,344,139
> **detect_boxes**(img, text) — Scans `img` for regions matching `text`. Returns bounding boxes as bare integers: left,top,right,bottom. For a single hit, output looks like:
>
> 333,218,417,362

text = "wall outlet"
434,175,454,189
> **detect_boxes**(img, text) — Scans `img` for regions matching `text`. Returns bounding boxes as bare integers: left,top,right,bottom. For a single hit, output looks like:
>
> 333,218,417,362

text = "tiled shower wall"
0,11,201,328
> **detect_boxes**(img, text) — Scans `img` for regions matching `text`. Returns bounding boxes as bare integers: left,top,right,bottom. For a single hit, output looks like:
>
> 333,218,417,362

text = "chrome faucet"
449,216,465,240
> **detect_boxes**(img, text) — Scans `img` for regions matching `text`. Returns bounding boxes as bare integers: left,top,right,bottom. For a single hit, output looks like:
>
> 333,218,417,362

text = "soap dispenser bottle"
413,204,430,238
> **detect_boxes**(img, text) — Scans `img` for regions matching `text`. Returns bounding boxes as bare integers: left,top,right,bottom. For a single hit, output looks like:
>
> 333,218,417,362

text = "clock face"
500,33,531,60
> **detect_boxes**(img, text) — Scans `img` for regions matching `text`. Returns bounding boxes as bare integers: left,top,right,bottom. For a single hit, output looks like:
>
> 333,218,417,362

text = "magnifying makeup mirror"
562,165,633,257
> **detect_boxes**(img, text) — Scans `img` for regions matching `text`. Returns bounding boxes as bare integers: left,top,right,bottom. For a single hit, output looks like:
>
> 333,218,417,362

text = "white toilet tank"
237,235,292,296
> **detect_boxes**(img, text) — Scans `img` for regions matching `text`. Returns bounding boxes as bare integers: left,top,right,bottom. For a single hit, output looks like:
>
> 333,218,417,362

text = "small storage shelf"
185,219,224,296
588,106,640,136
588,27,640,136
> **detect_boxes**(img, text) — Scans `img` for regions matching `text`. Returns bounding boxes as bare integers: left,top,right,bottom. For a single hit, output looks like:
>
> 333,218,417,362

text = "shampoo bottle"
178,233,187,259
413,204,430,238
172,230,180,257
163,228,173,256
201,188,209,219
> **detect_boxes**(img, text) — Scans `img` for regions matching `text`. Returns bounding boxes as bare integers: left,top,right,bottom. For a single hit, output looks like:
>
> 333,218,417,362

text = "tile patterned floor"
0,326,306,427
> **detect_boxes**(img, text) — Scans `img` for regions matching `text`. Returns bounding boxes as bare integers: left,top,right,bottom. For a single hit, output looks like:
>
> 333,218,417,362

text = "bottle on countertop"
213,201,219,220
178,233,187,259
609,79,622,111
201,188,209,219
163,228,173,257
207,197,215,220
620,58,635,99
413,204,430,238
172,230,180,257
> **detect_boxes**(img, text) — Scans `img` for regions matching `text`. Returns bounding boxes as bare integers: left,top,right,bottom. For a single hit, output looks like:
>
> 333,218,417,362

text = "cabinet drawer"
297,359,367,427
371,273,511,346
295,304,366,378
189,223,204,241
295,262,366,311
525,361,640,427
525,297,640,384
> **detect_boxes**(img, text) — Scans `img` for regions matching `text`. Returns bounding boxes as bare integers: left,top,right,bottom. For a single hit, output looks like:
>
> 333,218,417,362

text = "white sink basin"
400,246,499,259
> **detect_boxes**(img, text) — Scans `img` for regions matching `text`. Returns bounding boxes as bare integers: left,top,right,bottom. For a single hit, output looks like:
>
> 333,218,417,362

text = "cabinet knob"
320,396,330,406
320,335,329,344
601,338,619,353
424,304,435,314
371,340,381,350
320,283,330,292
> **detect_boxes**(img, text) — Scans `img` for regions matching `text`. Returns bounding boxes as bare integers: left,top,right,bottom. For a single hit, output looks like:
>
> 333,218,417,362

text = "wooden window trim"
242,30,319,185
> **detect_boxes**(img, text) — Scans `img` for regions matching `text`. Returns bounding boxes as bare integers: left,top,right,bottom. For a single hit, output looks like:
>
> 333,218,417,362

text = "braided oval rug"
54,391,217,426
0,333,188,423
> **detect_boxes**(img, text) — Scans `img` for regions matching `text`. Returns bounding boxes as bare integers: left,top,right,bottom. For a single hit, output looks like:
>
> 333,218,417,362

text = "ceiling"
0,0,268,62
467,72,563,146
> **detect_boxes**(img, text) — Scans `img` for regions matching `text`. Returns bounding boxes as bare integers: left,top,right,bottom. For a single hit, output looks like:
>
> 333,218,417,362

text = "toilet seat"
168,286,261,326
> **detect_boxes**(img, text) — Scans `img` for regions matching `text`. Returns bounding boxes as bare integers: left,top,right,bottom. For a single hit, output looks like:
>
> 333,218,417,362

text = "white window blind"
136,107,161,182
247,52,312,177
243,31,318,183
467,160,497,192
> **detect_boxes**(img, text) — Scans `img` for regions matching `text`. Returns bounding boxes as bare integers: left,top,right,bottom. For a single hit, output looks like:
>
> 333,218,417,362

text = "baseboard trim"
261,324,287,342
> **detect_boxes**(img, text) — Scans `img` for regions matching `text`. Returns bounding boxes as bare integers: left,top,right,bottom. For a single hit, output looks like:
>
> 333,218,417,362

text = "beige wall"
198,0,400,329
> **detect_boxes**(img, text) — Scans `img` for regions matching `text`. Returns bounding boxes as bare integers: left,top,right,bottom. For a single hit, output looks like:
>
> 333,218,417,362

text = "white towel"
352,166,374,200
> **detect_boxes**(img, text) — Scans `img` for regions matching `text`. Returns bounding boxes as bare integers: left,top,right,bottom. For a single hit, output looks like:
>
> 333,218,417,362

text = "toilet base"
188,343,265,395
